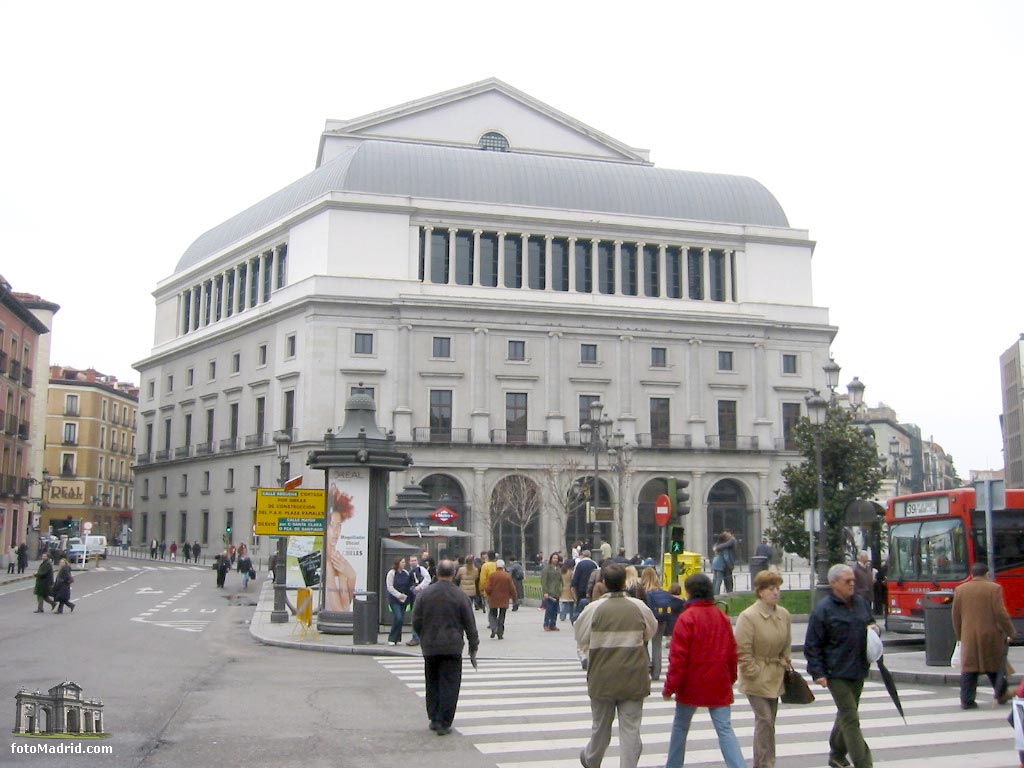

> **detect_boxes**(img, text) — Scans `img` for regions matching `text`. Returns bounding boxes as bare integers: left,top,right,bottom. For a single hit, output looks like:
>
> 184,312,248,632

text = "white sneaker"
387,641,398,646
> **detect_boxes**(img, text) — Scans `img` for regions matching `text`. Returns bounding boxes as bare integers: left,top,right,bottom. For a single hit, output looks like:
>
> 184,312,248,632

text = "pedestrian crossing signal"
670,525,685,553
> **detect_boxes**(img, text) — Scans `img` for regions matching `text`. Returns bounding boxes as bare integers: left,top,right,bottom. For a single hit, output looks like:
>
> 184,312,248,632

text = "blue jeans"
543,597,559,627
665,703,747,768
388,600,406,643
559,600,573,621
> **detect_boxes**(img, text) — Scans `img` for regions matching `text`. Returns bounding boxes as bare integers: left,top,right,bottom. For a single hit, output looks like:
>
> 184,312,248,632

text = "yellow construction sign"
255,488,326,535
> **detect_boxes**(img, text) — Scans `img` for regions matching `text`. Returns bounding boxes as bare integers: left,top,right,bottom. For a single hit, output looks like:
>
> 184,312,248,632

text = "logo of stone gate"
13,681,109,738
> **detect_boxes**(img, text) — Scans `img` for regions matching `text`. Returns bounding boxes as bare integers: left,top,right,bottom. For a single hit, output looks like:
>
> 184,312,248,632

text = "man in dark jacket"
412,559,479,736
33,553,56,612
571,550,598,621
805,563,879,768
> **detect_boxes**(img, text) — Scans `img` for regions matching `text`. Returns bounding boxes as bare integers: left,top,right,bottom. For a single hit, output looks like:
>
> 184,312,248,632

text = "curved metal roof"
175,141,789,272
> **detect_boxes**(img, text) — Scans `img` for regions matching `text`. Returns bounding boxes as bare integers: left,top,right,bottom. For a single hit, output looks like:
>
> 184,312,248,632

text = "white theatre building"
133,78,836,562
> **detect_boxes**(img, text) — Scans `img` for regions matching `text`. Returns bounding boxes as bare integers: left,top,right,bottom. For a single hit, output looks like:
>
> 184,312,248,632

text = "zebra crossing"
374,657,1018,767
91,564,207,572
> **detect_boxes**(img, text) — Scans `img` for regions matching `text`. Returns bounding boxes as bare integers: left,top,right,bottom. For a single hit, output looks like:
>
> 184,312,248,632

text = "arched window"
479,131,510,152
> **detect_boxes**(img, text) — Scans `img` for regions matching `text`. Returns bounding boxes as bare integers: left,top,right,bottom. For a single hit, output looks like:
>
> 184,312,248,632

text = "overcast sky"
2,1,1020,474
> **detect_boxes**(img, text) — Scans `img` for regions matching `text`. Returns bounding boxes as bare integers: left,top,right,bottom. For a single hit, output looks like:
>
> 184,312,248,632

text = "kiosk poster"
286,535,323,589
323,468,369,612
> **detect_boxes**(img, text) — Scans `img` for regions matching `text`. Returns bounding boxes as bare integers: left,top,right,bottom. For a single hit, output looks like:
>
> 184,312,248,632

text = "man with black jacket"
412,559,479,736
571,550,598,621
805,563,879,768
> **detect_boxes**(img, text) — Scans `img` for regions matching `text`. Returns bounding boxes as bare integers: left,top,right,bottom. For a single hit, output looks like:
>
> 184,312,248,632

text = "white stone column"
546,332,564,444
219,272,229,319
497,232,506,288
271,245,281,294
636,242,647,296
753,342,772,449
473,468,489,546
723,249,733,302
521,233,530,289
702,248,711,301
590,239,598,293
392,324,413,441
192,286,202,330
732,250,743,302
613,241,623,295
681,247,690,299
472,230,482,287
422,226,433,282
447,228,458,286
471,327,490,442
658,245,668,298
544,235,553,291
198,281,208,327
687,338,706,445
179,291,188,335
567,237,578,292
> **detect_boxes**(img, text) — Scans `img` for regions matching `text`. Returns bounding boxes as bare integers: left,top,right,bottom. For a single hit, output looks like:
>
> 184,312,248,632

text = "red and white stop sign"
430,506,460,525
655,494,672,527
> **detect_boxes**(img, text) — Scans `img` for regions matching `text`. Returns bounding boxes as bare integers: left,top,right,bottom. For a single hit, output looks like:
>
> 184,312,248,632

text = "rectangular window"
63,423,77,445
231,352,240,374
505,392,528,443
214,275,223,321
249,256,260,307
479,232,498,287
160,476,168,496
145,423,154,453
710,249,726,301
527,235,546,290
276,244,288,289
579,394,600,431
236,263,247,312
650,398,671,447
687,247,704,299
551,237,569,291
182,292,191,334
620,243,638,296
101,399,108,421
227,468,235,490
166,374,174,393
574,240,593,293
429,390,453,441
147,381,155,399
782,402,802,450
285,334,296,358
202,511,209,543
186,367,194,387
350,385,375,399
718,350,734,371
432,337,451,359
454,229,473,285
581,343,598,364
508,340,525,361
718,400,737,449
503,233,522,288
180,473,188,496
255,396,266,437
183,413,192,447
61,451,75,476
643,244,660,297
180,511,188,544
597,241,615,295
203,280,212,325
202,471,210,492
226,272,235,317
283,390,295,431
229,403,239,439
206,409,215,442
262,251,273,301
164,418,172,451
258,344,267,366
651,347,667,368
430,228,450,284
253,465,261,488
208,360,216,380
142,478,149,498
782,353,798,375
65,394,79,416
354,333,373,355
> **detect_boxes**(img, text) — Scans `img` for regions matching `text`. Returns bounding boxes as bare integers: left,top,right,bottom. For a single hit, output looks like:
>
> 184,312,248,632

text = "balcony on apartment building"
489,429,548,446
412,427,473,444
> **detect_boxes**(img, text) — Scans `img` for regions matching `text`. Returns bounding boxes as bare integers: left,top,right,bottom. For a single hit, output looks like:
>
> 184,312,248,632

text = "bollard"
353,592,379,645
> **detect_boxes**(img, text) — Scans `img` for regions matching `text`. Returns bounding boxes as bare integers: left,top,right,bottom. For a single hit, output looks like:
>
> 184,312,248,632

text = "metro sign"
430,506,460,525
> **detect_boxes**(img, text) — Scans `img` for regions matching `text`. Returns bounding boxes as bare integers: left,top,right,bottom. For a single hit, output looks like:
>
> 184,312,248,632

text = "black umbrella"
876,656,907,724
994,642,1011,703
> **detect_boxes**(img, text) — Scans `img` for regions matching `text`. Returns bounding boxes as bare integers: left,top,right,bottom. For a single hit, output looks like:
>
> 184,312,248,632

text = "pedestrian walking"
804,563,879,768
541,553,563,630
643,566,684,681
405,554,432,646
575,562,657,768
571,550,599,621
599,539,612,564
3,547,13,574
385,557,411,645
484,559,517,639
237,549,254,590
711,530,737,595
215,551,230,588
455,555,479,611
16,542,29,574
559,561,575,623
33,553,56,612
52,558,76,614
192,541,201,563
952,561,1018,708
735,570,792,768
509,555,525,609
411,559,479,736
150,539,158,559
169,541,178,561
478,551,497,612
183,543,191,563
662,572,747,768
159,540,167,559
853,550,874,607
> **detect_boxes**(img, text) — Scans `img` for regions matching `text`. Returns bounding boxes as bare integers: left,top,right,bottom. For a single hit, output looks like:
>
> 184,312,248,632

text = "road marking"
130,582,210,634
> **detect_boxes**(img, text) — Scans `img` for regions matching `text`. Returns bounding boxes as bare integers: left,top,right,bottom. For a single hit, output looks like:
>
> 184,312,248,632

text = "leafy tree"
767,405,885,562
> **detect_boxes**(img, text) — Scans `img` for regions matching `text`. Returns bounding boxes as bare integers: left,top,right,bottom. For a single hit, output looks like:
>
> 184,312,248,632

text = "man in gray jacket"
412,558,480,736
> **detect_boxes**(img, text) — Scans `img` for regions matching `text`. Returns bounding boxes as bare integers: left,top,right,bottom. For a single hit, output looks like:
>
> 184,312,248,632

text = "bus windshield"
889,517,968,583
971,509,1024,573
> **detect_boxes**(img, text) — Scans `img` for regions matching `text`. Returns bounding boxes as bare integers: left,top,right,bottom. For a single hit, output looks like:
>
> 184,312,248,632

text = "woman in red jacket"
662,572,748,768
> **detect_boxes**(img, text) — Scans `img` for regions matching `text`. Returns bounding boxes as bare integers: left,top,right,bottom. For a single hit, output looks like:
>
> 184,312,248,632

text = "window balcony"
64,406,80,417
6,414,16,433
195,441,215,456
219,437,240,452
153,449,171,462
17,422,29,440
136,453,152,465
60,469,77,479
9,359,21,381
489,429,548,446
705,435,759,451
775,437,800,451
244,433,266,449
0,474,15,496
62,438,78,446
21,366,32,387
635,433,693,449
412,427,472,444
0,351,7,374
175,446,192,459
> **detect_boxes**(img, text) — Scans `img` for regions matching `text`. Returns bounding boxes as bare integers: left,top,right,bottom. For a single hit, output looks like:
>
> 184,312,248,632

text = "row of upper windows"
56,450,133,481
0,326,32,364
141,465,256,497
62,394,137,426
142,391,296,452
416,227,738,301
355,330,802,373
178,244,288,336
147,334,298,399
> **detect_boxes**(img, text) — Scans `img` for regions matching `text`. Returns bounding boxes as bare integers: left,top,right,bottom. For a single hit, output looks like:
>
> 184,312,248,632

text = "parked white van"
68,535,107,563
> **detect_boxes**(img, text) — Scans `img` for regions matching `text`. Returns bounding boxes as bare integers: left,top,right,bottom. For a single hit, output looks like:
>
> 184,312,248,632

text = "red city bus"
886,487,1024,635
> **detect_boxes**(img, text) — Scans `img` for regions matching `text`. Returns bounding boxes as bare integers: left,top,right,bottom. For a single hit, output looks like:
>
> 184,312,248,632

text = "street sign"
430,506,459,525
83,521,93,532
655,494,672,527
255,488,327,535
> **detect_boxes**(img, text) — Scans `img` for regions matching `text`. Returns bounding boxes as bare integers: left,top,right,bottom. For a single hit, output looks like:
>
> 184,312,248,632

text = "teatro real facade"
132,78,835,563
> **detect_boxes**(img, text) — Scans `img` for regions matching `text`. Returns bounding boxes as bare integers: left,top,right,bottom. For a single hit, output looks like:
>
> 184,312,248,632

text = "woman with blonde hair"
624,564,645,601
735,569,791,768
456,554,479,609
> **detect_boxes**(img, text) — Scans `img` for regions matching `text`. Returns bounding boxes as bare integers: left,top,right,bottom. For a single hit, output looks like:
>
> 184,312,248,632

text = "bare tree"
490,474,541,562
607,446,634,550
540,455,585,554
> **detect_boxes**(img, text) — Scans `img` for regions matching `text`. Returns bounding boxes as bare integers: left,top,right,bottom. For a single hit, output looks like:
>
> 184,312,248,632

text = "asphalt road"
0,558,494,768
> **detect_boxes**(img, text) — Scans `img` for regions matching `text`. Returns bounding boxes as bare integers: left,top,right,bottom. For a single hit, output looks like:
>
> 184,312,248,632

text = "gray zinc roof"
175,140,789,273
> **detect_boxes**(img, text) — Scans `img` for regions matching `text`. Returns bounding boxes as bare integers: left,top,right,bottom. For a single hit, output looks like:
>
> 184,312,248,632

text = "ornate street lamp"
579,401,620,551
270,430,292,624
847,376,866,415
805,388,829,605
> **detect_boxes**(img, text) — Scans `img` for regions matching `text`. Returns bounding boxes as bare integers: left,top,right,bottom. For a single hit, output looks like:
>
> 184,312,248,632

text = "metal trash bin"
749,556,769,577
924,590,956,666
353,591,379,646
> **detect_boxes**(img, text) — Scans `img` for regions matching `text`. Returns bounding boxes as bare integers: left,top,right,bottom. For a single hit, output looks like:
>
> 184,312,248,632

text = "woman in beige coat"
735,570,791,768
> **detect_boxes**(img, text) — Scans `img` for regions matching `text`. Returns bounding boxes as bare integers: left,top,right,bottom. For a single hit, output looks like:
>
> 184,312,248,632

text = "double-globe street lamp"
579,401,624,551
805,358,865,605
270,430,292,624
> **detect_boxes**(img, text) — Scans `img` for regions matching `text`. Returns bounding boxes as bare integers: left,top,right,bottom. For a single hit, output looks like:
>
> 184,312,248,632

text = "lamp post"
270,430,292,624
805,389,829,605
579,401,622,551
889,436,910,497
